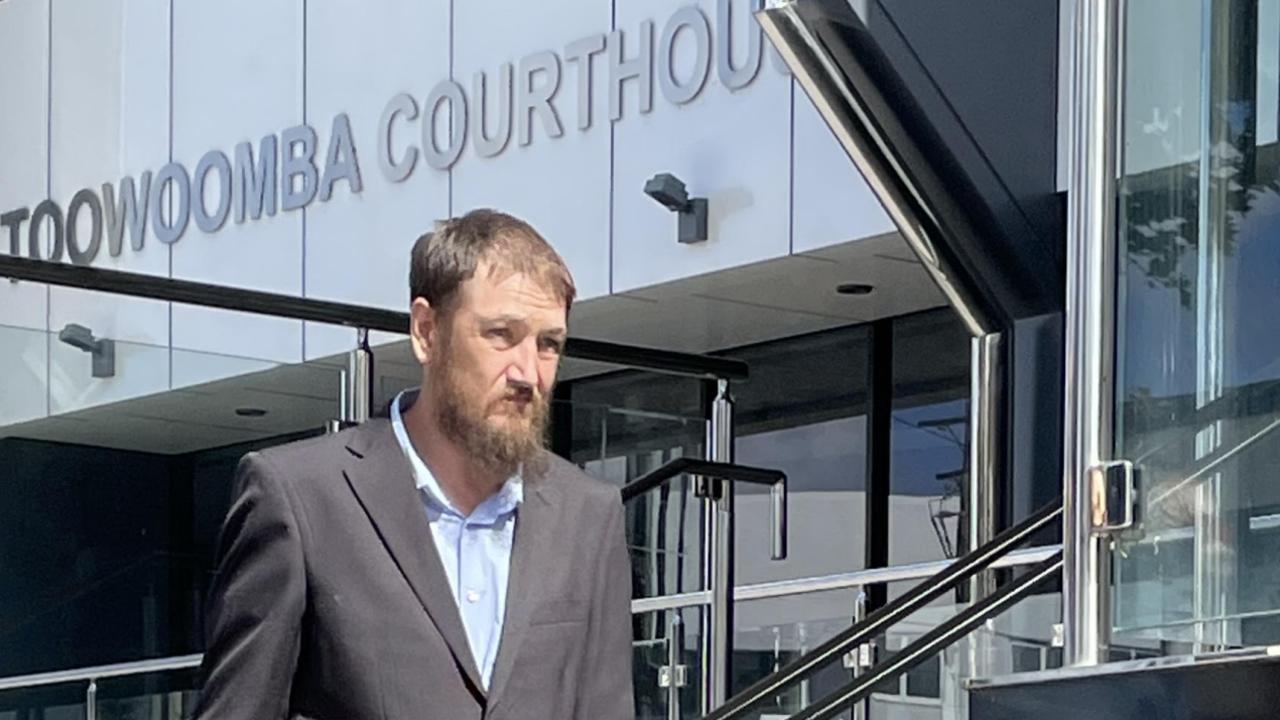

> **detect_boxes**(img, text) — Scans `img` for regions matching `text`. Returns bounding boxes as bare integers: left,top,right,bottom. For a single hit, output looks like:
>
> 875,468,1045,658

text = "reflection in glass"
0,310,406,676
891,312,970,567
595,403,704,601
633,606,703,720
93,667,201,720
732,326,870,586
0,678,86,720
557,372,706,602
863,585,1067,720
732,590,864,718
1115,0,1280,651
889,401,967,565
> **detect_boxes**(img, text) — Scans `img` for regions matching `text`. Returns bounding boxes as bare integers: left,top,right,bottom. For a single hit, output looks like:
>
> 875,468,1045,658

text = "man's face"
420,260,568,476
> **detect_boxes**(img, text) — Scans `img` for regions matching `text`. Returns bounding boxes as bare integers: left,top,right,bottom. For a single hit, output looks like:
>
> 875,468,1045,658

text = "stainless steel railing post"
701,379,735,714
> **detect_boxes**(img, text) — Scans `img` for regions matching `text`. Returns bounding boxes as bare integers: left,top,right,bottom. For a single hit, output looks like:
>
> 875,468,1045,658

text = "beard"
429,350,550,479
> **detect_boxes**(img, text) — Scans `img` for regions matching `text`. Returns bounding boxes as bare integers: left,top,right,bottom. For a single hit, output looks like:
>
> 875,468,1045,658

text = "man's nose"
507,338,539,387
506,377,535,399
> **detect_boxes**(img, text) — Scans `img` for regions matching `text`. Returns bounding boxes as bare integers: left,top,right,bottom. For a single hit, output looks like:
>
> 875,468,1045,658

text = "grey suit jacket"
193,417,635,720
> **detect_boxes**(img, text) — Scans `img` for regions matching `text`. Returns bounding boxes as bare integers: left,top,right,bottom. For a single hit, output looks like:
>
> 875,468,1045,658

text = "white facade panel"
305,323,359,365
612,0,792,292
48,336,169,415
0,0,914,419
48,0,171,367
791,91,894,253
0,326,48,426
452,0,613,301
169,0,305,369
170,347,276,392
0,0,51,332
303,0,450,329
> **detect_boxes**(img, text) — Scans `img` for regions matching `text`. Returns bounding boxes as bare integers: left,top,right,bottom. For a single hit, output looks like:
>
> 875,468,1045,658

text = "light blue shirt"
390,391,523,689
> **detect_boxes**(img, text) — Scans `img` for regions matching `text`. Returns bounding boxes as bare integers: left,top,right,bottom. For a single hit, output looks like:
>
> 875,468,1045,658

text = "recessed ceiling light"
235,407,268,418
836,283,874,295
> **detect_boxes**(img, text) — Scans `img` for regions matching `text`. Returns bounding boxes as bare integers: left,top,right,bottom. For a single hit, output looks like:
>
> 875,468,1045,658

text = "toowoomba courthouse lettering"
2,1,784,268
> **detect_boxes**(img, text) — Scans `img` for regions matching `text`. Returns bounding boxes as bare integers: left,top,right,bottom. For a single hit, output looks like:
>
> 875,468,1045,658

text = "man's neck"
401,397,506,517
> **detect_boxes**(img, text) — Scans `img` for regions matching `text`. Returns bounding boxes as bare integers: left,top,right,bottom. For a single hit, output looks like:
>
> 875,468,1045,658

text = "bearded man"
194,210,634,720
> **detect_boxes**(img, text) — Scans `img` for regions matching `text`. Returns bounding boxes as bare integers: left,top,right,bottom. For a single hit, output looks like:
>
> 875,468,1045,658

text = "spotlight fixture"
644,172,709,244
57,323,115,378
235,407,269,418
836,282,874,296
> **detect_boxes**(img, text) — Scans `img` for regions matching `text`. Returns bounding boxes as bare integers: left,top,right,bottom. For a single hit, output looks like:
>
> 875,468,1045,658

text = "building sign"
1,0,784,268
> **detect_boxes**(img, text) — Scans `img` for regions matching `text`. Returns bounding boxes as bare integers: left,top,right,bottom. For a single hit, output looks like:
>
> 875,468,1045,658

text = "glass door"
1113,0,1280,652
553,361,707,720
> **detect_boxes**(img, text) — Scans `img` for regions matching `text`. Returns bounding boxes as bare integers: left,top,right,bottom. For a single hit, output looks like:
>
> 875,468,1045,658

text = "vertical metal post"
700,378,735,714
666,612,686,720
345,328,373,424
969,332,1002,591
850,589,870,720
86,678,97,720
967,332,1003,680
1063,0,1121,667
326,367,349,434
1191,0,1255,653
1193,0,1230,651
798,622,811,710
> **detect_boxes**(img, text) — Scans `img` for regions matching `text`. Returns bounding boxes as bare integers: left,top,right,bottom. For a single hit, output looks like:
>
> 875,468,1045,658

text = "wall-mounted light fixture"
58,323,115,378
644,173,709,244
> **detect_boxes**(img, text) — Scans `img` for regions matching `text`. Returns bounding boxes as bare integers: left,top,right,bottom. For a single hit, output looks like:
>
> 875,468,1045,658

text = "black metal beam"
550,383,574,461
0,254,747,380
0,252,407,332
563,337,747,380
620,457,786,504
865,318,894,611
760,0,1061,325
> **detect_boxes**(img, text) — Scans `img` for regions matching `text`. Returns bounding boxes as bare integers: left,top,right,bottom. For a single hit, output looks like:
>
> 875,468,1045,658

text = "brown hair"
409,209,576,316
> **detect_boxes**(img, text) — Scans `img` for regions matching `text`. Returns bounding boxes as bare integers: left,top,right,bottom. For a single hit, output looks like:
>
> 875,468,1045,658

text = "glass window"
733,326,871,586
0,298,404,677
556,365,706,604
890,311,970,565
1114,0,1280,651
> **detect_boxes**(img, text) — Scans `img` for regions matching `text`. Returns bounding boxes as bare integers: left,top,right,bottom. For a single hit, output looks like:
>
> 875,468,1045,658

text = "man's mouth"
507,386,535,404
499,393,535,414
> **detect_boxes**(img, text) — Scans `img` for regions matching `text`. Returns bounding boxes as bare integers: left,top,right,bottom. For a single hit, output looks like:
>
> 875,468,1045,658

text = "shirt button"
466,590,480,603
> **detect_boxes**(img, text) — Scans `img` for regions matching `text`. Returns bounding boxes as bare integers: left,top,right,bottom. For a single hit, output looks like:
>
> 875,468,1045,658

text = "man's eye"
486,328,513,342
540,339,565,355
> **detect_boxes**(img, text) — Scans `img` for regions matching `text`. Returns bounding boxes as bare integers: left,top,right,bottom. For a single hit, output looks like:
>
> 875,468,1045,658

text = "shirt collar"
390,390,524,519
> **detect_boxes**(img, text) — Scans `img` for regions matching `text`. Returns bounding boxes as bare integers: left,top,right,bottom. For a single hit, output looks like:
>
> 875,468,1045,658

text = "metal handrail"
621,457,789,562
0,654,202,692
620,457,786,503
0,253,748,381
630,544,1061,614
704,499,1062,720
792,553,1064,720
1148,413,1280,506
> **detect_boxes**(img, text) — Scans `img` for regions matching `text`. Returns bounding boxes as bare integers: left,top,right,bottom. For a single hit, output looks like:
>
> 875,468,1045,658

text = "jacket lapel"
485,473,558,711
341,418,486,697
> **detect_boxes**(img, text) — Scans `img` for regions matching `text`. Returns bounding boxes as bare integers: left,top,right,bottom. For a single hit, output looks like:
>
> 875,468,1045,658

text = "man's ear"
409,297,439,366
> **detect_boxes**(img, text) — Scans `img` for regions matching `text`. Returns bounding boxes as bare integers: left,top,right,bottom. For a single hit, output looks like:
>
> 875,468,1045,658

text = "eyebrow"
480,315,567,337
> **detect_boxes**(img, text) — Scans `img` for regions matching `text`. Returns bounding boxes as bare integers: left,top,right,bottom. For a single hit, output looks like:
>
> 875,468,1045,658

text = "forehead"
455,260,566,320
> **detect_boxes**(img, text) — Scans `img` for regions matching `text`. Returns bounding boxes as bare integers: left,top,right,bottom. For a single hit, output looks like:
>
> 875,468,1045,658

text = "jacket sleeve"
194,452,307,720
578,496,636,720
